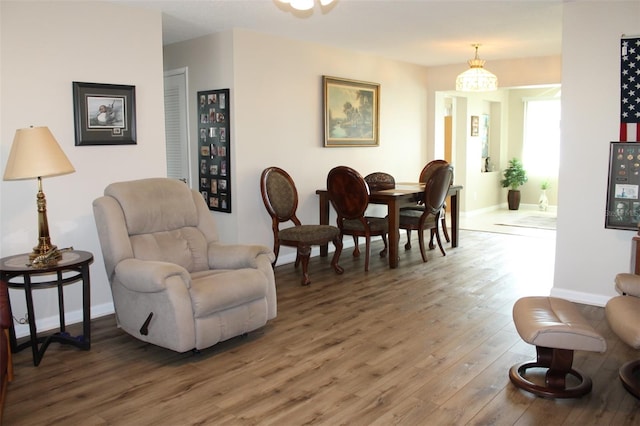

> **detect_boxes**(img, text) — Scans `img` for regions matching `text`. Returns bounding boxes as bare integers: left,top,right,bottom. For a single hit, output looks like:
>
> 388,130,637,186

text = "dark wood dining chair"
327,166,388,272
399,164,453,262
364,172,395,191
403,160,451,250
260,167,343,285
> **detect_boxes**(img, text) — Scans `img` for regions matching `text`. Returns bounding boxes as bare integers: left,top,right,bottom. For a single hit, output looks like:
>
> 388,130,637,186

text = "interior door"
163,68,191,185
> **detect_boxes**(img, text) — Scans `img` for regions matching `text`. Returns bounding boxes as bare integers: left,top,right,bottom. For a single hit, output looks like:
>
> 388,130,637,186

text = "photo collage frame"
198,89,231,213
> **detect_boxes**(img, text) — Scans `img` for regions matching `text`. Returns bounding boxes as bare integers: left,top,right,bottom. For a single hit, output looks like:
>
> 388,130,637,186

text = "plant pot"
507,189,521,210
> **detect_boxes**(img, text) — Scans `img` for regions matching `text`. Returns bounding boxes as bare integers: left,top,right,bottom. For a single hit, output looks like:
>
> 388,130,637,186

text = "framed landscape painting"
323,76,379,147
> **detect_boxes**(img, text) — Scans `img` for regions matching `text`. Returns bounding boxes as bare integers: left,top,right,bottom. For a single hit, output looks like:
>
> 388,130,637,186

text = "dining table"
316,182,463,269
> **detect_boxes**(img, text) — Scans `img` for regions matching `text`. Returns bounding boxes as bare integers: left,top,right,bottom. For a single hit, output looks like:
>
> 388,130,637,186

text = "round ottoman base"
509,360,592,399
619,359,640,399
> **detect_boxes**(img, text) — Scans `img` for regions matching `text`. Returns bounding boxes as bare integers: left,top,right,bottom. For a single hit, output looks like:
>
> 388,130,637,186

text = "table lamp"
3,126,75,261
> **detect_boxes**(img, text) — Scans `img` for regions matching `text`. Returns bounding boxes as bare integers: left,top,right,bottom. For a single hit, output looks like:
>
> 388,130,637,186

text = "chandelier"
278,0,335,11
456,44,498,92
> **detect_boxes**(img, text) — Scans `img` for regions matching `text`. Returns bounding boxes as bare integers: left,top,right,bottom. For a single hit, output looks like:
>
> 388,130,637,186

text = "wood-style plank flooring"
4,229,640,425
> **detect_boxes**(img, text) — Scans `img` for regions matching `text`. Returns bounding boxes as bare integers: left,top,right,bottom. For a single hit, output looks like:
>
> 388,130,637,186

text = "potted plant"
501,158,528,210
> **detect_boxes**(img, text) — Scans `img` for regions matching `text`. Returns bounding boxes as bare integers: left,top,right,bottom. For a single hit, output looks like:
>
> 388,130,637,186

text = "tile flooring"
459,205,557,239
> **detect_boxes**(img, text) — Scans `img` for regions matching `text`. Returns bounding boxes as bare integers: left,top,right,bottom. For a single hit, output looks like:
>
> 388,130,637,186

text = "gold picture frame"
323,76,379,147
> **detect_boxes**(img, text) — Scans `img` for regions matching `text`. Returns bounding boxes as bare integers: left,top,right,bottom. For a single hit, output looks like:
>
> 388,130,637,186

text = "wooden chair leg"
441,215,451,243
364,236,371,271
297,246,312,286
331,236,344,275
272,242,280,268
379,233,388,257
352,236,360,257
405,229,412,250
417,227,428,263
434,227,446,256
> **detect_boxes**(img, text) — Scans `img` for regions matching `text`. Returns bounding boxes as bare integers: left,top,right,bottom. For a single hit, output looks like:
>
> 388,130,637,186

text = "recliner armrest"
615,273,640,297
115,258,191,293
208,244,275,270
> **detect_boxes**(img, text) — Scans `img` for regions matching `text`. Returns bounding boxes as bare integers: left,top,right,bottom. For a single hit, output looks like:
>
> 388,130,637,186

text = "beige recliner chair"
92,178,277,353
605,273,640,398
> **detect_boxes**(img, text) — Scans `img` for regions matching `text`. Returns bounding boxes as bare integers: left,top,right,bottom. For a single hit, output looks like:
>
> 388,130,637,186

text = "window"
522,98,560,177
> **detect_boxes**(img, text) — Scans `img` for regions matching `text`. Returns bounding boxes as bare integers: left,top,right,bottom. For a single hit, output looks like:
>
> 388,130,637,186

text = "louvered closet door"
164,68,191,185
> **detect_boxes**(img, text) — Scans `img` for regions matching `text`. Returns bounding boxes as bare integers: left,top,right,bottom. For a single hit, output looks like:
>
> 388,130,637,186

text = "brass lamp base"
28,178,62,265
29,244,61,262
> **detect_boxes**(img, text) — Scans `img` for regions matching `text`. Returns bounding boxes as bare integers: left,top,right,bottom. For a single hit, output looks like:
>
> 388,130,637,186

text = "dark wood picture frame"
323,76,379,147
197,88,231,213
605,141,640,230
72,82,136,146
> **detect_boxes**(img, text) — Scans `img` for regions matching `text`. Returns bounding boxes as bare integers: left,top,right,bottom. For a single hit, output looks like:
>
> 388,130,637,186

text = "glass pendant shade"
279,0,334,11
456,45,498,92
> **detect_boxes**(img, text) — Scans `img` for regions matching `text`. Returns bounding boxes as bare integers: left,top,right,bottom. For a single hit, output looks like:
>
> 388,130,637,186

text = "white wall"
164,29,430,259
0,1,166,337
551,1,640,306
426,57,562,213
163,32,237,242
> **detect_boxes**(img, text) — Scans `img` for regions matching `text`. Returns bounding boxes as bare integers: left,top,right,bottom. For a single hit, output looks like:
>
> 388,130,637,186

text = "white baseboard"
13,301,115,339
274,235,366,267
463,204,558,217
549,287,612,307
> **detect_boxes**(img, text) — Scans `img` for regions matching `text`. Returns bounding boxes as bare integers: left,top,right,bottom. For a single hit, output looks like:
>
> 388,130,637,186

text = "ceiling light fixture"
278,0,335,11
456,44,498,92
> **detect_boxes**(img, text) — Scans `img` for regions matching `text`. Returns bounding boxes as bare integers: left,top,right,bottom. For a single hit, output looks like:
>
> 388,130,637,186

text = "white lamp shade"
3,126,75,181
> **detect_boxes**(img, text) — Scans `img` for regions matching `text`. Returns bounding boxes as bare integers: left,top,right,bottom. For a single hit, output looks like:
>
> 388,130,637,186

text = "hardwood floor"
4,230,640,425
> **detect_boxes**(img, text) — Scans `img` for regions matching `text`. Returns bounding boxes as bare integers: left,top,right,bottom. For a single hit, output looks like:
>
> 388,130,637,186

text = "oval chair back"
419,159,449,184
423,165,454,216
327,166,370,221
260,166,300,226
364,172,396,191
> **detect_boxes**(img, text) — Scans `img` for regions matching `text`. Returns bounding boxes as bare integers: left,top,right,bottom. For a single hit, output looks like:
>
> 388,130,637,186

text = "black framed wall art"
198,88,231,213
72,82,136,145
605,142,640,230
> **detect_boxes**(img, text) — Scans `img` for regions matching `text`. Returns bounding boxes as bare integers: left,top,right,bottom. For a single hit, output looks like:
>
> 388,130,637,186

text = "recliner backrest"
96,178,219,275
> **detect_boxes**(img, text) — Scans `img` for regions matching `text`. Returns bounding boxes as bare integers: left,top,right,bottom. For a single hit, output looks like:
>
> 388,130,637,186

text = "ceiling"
113,0,565,68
